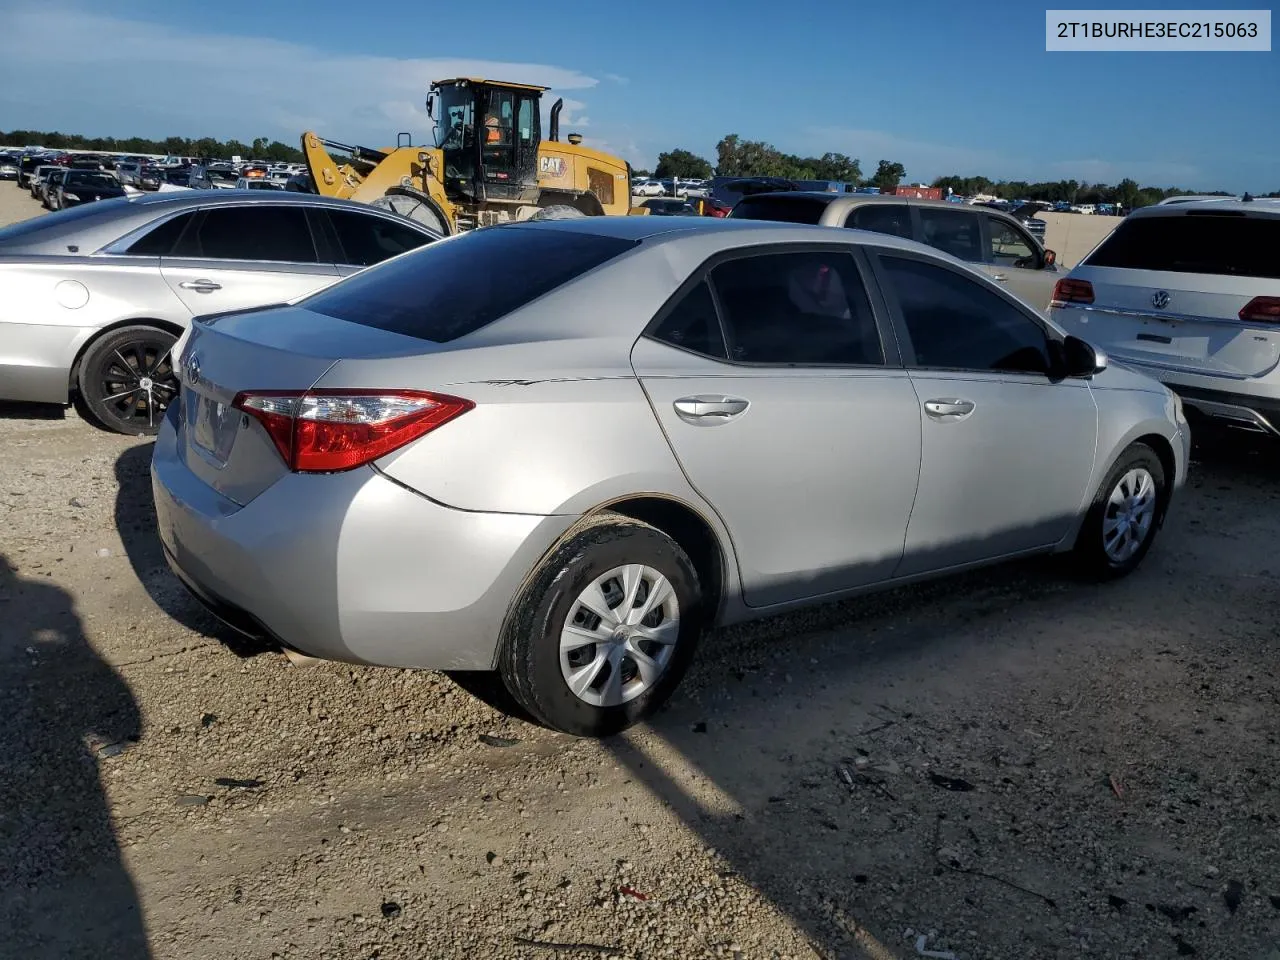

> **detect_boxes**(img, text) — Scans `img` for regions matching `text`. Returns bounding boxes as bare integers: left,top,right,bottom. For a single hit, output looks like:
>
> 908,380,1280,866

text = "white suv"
1050,199,1280,437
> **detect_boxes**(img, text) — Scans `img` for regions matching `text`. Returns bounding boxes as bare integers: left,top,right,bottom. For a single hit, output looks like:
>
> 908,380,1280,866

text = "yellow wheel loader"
301,78,642,235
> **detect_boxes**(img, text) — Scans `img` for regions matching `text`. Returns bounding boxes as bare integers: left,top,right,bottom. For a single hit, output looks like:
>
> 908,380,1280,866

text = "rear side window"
651,281,727,358
324,209,434,267
917,207,982,262
1084,214,1280,279
709,251,884,365
127,212,196,256
846,203,912,239
730,197,828,224
302,226,638,343
173,206,318,263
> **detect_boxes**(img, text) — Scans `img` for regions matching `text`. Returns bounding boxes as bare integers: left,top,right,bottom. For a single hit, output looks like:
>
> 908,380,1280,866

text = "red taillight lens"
1052,278,1095,304
1239,296,1280,324
232,389,473,473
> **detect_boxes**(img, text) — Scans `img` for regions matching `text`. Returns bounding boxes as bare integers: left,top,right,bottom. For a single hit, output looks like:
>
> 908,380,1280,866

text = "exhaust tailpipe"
549,98,563,142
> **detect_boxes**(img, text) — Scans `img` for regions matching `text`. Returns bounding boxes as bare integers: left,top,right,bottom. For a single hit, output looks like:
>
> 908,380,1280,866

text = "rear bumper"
1168,385,1280,437
150,411,577,670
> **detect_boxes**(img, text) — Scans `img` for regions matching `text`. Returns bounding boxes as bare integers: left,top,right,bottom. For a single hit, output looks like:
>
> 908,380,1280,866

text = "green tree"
654,148,713,180
871,160,906,191
810,152,861,184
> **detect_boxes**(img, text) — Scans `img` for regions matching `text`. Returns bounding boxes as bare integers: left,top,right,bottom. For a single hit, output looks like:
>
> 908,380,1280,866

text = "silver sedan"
0,191,439,434
152,216,1190,737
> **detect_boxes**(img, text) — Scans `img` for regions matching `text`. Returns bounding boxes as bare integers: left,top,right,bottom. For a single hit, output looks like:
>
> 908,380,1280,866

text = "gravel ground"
2,185,1280,960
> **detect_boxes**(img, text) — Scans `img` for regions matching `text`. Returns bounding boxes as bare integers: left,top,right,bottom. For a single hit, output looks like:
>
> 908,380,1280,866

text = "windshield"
66,172,117,188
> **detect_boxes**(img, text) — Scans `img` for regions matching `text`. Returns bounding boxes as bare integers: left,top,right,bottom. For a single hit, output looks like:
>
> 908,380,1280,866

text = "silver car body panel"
152,217,1187,671
0,192,438,404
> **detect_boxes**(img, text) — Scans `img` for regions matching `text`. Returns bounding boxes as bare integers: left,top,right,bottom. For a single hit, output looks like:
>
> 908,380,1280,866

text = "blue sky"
0,1,1275,190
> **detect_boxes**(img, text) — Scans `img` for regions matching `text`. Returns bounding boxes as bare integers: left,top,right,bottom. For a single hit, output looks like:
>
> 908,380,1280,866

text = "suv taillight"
1052,278,1095,305
1239,296,1280,324
231,389,473,473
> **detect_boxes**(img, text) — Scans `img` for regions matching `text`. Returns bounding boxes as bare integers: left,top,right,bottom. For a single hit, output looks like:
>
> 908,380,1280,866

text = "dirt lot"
3,186,1280,960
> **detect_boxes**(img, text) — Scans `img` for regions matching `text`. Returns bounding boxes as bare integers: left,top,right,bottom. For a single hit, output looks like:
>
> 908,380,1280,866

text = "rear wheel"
370,192,449,235
77,325,180,436
499,513,704,737
1071,442,1167,579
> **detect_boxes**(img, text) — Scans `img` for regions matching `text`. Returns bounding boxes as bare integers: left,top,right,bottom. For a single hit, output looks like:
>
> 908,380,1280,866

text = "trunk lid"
176,305,441,505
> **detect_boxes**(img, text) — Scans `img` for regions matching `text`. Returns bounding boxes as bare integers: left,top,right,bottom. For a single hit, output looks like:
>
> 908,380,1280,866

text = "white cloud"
0,3,600,148
602,73,630,85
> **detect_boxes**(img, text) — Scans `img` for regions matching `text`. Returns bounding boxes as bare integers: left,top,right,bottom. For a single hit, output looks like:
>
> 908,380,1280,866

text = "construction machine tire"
370,189,451,235
530,204,587,221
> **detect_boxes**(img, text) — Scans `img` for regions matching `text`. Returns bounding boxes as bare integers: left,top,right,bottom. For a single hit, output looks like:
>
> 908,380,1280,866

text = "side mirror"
1043,248,1057,267
1062,334,1106,377
425,94,435,118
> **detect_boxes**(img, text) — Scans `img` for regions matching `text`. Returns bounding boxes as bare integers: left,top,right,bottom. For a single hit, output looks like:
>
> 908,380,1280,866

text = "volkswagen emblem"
1151,290,1171,309
185,353,201,385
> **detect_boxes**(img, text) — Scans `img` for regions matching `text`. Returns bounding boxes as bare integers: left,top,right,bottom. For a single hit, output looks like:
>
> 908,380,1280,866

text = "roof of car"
1126,198,1280,219
737,191,990,214
506,209,940,256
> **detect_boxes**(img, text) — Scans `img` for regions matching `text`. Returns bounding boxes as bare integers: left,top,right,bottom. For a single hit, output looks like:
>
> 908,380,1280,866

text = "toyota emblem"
185,353,201,385
1151,290,1171,309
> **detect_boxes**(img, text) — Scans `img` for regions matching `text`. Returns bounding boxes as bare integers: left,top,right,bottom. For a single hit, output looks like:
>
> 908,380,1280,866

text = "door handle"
924,398,975,418
673,395,749,419
179,279,222,292
990,273,1009,282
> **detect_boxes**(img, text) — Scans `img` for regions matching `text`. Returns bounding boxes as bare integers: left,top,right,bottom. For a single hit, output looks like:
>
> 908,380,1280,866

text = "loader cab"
429,78,542,204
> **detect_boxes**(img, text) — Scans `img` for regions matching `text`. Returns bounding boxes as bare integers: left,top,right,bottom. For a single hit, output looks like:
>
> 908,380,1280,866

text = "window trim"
865,246,1066,380
979,212,1043,269
641,241,903,370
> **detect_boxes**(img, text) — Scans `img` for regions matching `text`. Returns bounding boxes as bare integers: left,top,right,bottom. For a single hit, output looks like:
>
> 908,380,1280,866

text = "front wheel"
1071,442,1167,579
498,514,704,737
76,325,180,436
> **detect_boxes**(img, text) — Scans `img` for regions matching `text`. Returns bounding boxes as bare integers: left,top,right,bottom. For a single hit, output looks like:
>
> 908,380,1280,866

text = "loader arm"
301,132,388,199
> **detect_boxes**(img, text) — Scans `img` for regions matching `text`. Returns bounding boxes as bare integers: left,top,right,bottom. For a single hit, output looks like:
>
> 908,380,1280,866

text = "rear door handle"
179,279,222,292
924,398,975,418
990,273,1009,282
674,395,749,420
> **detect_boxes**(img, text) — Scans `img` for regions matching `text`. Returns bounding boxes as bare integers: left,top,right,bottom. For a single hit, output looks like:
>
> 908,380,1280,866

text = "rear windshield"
730,196,828,224
302,226,639,342
1085,213,1280,279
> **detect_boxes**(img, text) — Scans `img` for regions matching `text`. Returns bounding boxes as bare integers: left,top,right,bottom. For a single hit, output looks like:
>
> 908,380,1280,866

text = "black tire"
1071,442,1167,580
76,325,180,436
498,513,704,737
369,192,450,235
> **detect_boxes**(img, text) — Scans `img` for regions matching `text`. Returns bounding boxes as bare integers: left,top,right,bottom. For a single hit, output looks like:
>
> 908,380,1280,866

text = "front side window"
708,251,884,366
918,207,982,262
986,216,1036,266
846,203,912,239
880,255,1051,374
174,206,318,263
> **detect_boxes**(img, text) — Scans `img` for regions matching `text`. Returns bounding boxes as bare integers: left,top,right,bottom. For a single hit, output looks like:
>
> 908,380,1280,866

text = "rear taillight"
1052,278,1095,304
231,389,473,473
1239,296,1280,324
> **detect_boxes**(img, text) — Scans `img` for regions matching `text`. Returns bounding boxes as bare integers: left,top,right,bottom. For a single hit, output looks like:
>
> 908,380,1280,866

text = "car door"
631,246,922,607
159,203,339,316
317,207,439,277
980,213,1057,313
869,249,1099,577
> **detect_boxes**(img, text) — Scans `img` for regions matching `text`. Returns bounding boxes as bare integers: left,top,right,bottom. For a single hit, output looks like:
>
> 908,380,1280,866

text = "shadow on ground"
0,555,152,959
113,443,276,658
596,436,1280,959
0,400,67,421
